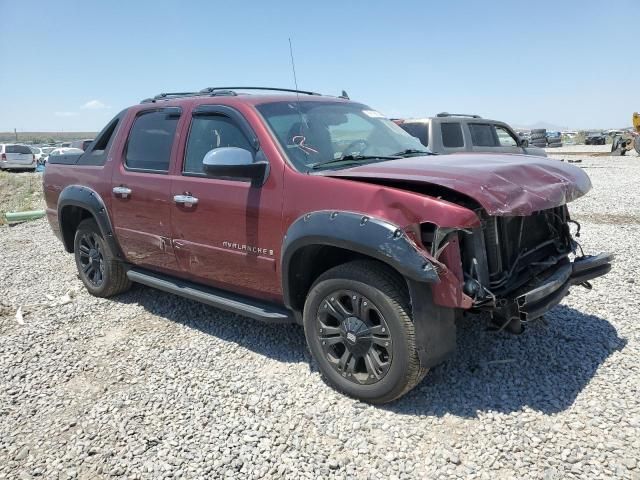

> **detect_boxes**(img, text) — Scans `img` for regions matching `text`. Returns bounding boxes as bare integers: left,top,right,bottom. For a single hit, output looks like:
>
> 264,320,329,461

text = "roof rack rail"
436,112,482,118
141,92,202,103
141,86,322,104
199,86,321,96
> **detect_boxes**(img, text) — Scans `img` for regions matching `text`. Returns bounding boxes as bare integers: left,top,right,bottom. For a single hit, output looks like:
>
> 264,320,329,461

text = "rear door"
5,144,35,165
110,107,183,273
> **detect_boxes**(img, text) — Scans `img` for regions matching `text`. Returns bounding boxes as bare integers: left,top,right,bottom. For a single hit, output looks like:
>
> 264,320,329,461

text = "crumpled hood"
317,153,592,216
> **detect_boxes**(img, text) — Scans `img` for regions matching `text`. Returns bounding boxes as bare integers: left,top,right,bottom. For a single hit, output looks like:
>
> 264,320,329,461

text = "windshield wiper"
390,148,435,157
311,154,400,170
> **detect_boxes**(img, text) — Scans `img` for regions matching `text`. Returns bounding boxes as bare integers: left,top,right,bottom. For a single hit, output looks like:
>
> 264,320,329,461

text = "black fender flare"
281,210,439,310
57,185,123,258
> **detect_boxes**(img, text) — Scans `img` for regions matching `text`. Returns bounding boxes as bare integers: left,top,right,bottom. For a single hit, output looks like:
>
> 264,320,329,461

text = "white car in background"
46,147,84,163
0,143,36,171
30,146,45,164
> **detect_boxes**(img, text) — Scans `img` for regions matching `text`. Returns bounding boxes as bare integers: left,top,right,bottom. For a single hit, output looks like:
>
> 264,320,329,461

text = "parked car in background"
30,146,44,163
584,131,606,145
41,146,56,156
47,147,84,163
70,139,94,151
0,143,36,171
394,113,547,157
546,131,563,148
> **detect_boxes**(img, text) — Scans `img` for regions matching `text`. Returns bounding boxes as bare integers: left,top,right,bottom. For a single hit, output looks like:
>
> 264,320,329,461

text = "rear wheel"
303,260,427,403
74,218,131,297
634,136,640,155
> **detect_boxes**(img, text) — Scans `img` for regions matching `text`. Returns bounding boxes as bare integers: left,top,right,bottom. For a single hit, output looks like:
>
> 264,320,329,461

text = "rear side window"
399,123,429,147
93,118,119,151
469,123,498,147
6,145,33,154
441,123,463,148
77,114,122,166
183,115,253,174
125,109,180,172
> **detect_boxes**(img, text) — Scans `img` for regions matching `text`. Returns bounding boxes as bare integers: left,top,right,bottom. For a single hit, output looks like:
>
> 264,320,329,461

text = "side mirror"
519,137,529,147
202,147,269,187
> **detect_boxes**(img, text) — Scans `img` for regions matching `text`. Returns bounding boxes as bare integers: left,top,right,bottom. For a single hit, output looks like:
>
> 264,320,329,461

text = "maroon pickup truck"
43,87,612,403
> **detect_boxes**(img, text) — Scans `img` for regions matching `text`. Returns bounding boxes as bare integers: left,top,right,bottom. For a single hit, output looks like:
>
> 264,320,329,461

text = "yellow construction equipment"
612,112,640,155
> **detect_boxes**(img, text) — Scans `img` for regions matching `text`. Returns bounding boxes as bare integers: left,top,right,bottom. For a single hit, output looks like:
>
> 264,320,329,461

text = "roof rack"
140,86,321,104
436,112,482,119
199,86,321,96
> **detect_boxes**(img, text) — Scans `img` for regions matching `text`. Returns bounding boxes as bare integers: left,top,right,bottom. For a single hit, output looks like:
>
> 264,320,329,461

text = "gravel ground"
1,155,639,479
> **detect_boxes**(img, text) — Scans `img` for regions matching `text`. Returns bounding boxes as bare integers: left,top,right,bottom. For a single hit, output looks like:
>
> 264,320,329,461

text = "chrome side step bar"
127,268,293,323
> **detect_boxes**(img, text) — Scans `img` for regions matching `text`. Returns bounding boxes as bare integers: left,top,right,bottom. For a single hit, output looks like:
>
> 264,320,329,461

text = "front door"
494,124,526,154
170,104,282,301
110,107,182,273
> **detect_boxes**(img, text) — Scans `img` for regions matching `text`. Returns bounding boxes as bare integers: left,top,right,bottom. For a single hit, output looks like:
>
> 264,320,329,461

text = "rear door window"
440,123,464,148
125,109,181,172
6,145,33,154
399,122,429,147
469,123,498,147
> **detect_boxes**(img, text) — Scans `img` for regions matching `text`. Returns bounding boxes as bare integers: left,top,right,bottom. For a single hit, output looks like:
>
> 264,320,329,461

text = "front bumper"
497,252,613,321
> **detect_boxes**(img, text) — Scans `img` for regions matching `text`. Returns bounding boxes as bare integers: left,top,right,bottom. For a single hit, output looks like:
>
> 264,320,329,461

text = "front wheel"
303,260,427,403
74,218,131,297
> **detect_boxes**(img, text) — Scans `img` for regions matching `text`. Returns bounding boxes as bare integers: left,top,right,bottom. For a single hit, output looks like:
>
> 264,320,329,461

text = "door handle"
113,186,132,198
173,194,199,207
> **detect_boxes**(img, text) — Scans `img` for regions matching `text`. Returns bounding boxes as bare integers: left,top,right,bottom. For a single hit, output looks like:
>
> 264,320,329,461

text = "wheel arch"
281,211,439,314
57,185,123,258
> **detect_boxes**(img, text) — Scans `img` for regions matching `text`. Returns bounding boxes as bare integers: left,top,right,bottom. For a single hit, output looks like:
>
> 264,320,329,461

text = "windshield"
256,101,427,171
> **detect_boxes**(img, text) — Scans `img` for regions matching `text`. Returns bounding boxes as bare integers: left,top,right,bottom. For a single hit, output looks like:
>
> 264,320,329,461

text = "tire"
635,136,640,155
303,260,427,404
74,218,131,297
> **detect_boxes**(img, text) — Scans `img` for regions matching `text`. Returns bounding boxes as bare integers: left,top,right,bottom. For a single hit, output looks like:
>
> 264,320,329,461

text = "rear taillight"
32,154,36,162
1,153,6,160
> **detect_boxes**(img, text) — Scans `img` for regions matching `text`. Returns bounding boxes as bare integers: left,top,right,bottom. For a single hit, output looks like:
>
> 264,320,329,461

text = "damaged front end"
426,206,613,332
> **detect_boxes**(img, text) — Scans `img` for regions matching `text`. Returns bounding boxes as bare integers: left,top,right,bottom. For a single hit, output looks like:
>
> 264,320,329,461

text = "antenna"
288,38,308,135
288,38,300,96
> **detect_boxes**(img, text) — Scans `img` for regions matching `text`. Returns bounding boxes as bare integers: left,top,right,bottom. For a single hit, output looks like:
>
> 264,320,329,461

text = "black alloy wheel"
77,231,105,287
73,218,131,297
303,260,428,403
317,289,393,385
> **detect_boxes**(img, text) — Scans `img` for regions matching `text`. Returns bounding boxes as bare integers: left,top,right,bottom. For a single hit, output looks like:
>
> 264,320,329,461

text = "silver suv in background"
394,113,547,157
0,144,37,171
